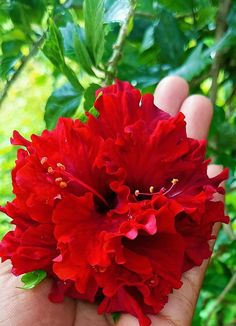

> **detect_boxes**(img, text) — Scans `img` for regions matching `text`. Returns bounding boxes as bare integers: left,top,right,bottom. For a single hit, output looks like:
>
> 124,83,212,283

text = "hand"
0,76,224,326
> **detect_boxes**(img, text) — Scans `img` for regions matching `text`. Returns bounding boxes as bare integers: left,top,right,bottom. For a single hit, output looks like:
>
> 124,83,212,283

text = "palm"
0,261,113,326
0,77,223,326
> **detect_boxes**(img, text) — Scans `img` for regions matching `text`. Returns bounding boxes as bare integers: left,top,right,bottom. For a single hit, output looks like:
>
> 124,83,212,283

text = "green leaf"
196,7,217,29
111,312,121,323
44,83,83,129
43,18,66,68
20,270,47,290
170,43,211,81
83,83,100,110
154,9,185,65
141,25,155,52
84,0,105,66
105,0,130,23
0,55,21,79
74,28,94,75
43,19,82,90
60,22,77,61
157,0,192,14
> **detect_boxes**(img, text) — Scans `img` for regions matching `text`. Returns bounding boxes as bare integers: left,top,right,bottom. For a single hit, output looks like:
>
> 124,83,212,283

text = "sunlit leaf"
74,28,94,75
84,0,105,65
44,84,83,129
20,270,47,290
170,43,211,81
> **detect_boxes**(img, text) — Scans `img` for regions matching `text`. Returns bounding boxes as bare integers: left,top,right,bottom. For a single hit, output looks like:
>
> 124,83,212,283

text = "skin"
0,76,224,326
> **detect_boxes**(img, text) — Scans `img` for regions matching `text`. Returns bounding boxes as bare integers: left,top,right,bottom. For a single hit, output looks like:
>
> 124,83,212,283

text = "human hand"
0,76,224,326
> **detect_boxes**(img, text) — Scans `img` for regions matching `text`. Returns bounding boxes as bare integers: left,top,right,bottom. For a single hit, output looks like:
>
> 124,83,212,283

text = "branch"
206,271,236,324
104,0,137,85
0,33,46,108
210,0,231,104
135,11,155,19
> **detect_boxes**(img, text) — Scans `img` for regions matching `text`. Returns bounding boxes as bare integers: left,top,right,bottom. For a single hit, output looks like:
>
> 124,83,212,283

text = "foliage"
0,0,236,325
19,270,47,290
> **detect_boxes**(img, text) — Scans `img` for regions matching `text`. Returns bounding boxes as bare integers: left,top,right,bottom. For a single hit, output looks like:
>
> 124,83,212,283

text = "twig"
104,0,137,85
0,33,46,108
135,11,155,19
205,271,236,324
210,0,231,104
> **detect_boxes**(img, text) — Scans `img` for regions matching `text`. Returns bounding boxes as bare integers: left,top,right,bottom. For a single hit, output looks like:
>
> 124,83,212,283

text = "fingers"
0,261,75,326
75,302,113,326
180,95,213,140
154,76,189,116
154,76,213,141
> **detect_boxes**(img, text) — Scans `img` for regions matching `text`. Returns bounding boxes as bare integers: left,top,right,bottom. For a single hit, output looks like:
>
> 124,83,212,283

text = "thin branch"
135,11,155,19
210,0,232,104
104,0,137,85
206,272,236,324
0,33,46,108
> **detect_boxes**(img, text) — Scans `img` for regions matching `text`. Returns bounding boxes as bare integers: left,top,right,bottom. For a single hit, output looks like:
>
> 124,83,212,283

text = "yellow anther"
135,190,140,196
171,178,179,185
59,181,67,189
57,163,65,170
149,186,154,193
55,177,63,183
40,157,48,165
47,167,54,174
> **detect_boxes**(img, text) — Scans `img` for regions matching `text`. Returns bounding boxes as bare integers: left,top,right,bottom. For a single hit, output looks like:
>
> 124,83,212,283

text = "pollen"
59,181,67,189
55,177,63,183
171,178,179,185
40,157,48,165
135,190,140,196
57,163,66,170
149,186,154,193
47,167,54,174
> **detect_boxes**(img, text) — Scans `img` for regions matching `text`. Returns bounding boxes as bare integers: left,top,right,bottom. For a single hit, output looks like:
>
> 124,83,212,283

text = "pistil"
135,178,179,198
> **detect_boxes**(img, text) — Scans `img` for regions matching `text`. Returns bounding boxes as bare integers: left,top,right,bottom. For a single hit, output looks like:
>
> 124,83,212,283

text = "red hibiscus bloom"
0,81,228,326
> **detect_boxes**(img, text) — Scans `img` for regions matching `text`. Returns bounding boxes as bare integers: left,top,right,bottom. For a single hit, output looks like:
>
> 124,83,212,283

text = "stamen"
57,163,66,170
135,190,140,196
149,186,154,193
135,179,179,198
59,181,67,189
163,178,179,196
48,167,54,174
40,157,48,165
55,177,63,183
172,178,179,185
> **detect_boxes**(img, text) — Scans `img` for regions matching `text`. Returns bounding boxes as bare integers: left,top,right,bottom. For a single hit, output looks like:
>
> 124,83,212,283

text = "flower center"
41,156,109,207
134,178,179,198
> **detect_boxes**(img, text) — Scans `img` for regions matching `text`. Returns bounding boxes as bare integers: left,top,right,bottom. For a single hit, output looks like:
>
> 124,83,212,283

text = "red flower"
0,81,228,326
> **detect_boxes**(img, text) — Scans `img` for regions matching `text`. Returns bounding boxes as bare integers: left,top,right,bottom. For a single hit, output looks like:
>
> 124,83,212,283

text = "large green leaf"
44,83,83,129
74,28,94,75
0,55,21,79
157,0,192,14
84,0,105,66
43,19,82,90
170,43,211,81
154,9,185,65
83,83,100,110
20,270,47,290
60,22,77,61
105,0,130,23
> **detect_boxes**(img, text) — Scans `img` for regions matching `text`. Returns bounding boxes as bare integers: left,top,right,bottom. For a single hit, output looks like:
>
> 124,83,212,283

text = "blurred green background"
0,0,236,325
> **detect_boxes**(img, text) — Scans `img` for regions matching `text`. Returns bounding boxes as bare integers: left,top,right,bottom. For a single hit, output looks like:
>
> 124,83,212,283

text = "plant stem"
104,0,137,85
0,33,46,109
210,0,231,104
205,271,236,324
